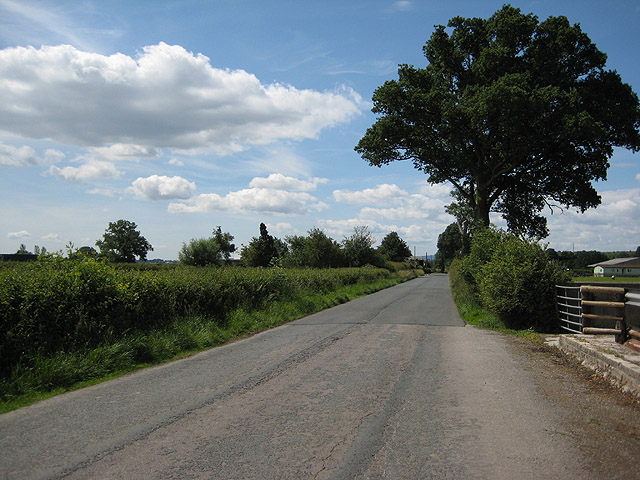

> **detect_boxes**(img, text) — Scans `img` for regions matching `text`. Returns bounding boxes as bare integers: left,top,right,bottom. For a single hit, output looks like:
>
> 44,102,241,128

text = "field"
0,258,419,412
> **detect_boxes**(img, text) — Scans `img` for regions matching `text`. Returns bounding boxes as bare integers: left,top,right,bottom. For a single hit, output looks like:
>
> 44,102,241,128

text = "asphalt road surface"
1,274,639,479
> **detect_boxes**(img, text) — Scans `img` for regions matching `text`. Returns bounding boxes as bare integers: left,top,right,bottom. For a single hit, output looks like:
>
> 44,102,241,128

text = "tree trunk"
474,188,491,227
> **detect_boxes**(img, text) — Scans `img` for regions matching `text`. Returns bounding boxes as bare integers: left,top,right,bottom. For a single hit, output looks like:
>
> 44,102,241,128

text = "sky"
1,0,639,260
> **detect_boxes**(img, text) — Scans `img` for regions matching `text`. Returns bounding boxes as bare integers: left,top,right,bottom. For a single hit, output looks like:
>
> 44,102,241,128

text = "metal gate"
556,285,582,333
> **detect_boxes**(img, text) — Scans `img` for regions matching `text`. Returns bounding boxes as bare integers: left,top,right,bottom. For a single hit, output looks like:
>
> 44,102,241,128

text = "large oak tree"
356,5,640,238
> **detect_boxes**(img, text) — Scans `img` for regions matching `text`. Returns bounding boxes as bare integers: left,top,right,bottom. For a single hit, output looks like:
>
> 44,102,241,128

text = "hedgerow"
0,258,391,379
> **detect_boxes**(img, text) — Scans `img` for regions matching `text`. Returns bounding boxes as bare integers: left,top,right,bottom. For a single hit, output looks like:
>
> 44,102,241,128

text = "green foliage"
436,223,463,268
342,226,385,267
378,231,411,262
95,219,153,263
241,223,282,267
281,228,346,268
0,258,396,387
356,5,640,238
459,228,570,331
179,226,236,266
16,244,31,255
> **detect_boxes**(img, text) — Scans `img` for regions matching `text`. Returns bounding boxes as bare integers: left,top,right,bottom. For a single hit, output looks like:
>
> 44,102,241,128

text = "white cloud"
0,43,362,154
129,175,196,200
169,173,330,215
545,188,640,251
169,188,327,215
269,222,294,234
41,233,60,241
333,183,448,221
49,160,122,183
333,184,409,205
0,142,64,167
419,183,453,199
87,144,159,162
636,173,640,182
168,158,184,167
8,230,31,239
249,173,328,191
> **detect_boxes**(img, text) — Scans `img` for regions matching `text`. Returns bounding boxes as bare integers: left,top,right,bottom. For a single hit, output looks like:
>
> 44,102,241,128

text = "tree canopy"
378,231,411,262
241,223,282,267
95,219,153,263
355,5,640,238
179,226,236,266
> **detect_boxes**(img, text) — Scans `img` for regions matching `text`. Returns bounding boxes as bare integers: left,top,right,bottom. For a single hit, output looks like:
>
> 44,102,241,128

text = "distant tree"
15,243,31,255
95,219,153,263
68,246,98,260
241,223,279,267
305,228,345,268
342,226,384,267
281,228,345,268
636,246,640,257
378,231,411,262
445,190,475,255
437,223,463,268
179,226,236,266
356,5,640,238
281,235,307,268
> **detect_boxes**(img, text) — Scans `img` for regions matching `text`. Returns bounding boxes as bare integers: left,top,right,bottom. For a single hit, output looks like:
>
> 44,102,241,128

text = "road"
1,274,639,479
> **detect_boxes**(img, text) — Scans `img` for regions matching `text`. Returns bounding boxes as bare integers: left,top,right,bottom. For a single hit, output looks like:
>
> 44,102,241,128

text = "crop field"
0,258,417,411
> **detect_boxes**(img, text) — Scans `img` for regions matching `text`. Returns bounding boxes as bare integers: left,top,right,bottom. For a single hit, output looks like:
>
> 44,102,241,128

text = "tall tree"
356,5,640,238
241,223,280,267
378,231,411,262
95,219,153,262
342,226,383,267
437,223,464,266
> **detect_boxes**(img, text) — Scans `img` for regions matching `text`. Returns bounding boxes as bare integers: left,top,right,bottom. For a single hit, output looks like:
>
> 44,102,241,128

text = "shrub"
475,233,570,331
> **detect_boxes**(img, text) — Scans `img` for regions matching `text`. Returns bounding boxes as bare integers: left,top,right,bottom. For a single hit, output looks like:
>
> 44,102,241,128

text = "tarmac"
544,333,640,397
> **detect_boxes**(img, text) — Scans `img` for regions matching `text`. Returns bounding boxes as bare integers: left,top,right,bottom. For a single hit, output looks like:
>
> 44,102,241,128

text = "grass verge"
0,271,417,414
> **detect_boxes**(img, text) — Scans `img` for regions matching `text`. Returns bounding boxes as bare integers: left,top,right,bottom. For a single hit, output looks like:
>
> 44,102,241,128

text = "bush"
473,232,570,331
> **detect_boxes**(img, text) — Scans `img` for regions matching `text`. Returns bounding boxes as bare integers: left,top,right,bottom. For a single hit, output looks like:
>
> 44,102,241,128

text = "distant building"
588,257,640,277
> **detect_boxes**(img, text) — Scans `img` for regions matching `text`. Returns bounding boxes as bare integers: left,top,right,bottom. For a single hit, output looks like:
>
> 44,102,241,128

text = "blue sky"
1,0,639,260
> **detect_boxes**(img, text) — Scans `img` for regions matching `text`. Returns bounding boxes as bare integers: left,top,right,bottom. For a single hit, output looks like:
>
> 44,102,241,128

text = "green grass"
0,272,415,413
572,276,640,283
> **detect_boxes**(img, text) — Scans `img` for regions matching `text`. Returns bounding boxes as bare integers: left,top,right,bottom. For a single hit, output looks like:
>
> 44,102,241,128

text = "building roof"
588,257,640,268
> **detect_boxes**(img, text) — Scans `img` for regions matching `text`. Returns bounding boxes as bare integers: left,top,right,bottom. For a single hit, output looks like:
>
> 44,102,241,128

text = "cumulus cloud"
0,43,362,154
169,174,328,215
333,184,409,205
0,142,64,167
8,230,31,239
169,189,327,215
249,173,328,191
539,187,640,251
130,175,196,200
49,160,122,183
333,183,448,221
